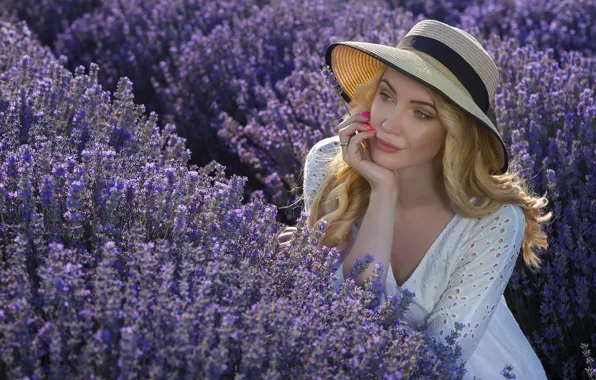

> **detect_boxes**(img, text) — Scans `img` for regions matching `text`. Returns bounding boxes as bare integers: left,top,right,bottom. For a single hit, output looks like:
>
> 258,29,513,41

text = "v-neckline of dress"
351,197,477,290
387,212,459,289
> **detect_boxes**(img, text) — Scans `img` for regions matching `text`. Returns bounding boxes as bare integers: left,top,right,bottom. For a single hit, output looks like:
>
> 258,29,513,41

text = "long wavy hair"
305,61,553,271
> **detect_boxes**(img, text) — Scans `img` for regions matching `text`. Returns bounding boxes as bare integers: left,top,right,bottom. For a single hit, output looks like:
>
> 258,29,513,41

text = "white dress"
303,136,547,380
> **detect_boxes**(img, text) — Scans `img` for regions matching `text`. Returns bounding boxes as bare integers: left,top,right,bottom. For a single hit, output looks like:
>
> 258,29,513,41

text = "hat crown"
401,20,499,104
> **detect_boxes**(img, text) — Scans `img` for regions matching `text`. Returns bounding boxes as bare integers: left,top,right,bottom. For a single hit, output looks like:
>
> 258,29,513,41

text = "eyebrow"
381,79,437,112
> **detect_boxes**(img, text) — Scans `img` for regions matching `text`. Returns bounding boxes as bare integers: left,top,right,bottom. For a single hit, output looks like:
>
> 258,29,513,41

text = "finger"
278,232,296,241
350,130,375,143
342,126,374,164
338,123,370,144
338,121,370,136
337,114,370,132
278,232,295,239
278,234,292,242
348,131,375,154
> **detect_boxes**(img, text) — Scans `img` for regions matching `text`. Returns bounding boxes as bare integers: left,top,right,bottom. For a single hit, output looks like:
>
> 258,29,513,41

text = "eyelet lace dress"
303,136,547,380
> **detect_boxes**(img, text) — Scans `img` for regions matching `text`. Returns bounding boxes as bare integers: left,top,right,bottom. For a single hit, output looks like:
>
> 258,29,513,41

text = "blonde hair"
305,63,553,271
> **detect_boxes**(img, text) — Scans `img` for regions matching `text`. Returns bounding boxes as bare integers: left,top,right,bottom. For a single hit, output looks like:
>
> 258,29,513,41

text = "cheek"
369,100,383,116
412,125,445,152
371,97,393,112
428,128,447,152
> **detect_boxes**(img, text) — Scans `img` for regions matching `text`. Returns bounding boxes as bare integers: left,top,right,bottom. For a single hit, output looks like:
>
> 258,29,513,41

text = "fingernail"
361,111,370,119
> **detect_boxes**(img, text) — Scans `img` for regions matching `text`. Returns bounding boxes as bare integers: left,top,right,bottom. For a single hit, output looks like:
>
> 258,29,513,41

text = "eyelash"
379,92,434,120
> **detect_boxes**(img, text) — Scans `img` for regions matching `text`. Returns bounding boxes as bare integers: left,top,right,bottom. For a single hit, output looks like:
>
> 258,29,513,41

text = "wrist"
370,187,399,202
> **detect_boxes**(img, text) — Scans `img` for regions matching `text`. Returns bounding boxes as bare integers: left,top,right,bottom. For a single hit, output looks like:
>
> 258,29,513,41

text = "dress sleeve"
425,204,526,364
303,136,340,214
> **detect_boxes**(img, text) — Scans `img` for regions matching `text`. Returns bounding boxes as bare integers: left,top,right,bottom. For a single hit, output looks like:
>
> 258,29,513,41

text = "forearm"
341,188,398,287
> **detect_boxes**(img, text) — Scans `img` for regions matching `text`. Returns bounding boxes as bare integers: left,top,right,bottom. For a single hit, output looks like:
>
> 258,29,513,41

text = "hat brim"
325,41,508,175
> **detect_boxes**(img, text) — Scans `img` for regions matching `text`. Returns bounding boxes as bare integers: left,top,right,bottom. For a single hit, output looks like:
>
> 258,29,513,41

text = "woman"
279,20,553,379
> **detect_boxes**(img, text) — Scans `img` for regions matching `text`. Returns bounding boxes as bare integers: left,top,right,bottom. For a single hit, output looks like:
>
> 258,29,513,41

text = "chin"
370,152,403,170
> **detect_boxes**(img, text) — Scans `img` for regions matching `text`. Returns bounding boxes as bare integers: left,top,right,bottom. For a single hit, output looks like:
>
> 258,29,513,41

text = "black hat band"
398,35,490,113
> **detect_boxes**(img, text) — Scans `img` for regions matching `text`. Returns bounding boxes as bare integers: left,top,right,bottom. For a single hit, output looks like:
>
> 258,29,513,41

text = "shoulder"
307,135,340,158
303,136,341,212
476,203,525,232
304,135,341,183
466,202,525,250
451,203,526,273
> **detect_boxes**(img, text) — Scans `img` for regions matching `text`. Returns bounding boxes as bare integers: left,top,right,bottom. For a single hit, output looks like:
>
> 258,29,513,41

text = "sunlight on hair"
305,63,553,271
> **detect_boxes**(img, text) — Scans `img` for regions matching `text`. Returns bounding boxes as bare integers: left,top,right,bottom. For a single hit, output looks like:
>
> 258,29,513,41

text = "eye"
379,92,392,102
414,110,433,120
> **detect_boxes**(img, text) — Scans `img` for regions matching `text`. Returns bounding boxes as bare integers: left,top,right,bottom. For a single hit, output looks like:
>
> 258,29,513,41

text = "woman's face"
368,67,446,171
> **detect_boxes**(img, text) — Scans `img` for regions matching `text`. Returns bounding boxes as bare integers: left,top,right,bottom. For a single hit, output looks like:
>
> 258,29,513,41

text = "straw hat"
324,19,508,175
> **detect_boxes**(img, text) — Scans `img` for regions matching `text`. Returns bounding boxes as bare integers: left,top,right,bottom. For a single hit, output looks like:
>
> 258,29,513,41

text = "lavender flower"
582,343,596,380
0,0,595,377
500,364,517,379
350,253,376,279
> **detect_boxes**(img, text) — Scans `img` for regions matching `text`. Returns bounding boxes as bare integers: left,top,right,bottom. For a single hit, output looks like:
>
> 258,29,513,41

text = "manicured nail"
361,111,370,119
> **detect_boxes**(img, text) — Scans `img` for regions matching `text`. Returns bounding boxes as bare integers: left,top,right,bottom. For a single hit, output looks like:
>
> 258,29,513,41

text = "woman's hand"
277,226,297,247
338,112,401,193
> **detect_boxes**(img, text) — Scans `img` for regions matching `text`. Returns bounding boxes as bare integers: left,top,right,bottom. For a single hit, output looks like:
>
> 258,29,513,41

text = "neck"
394,161,452,217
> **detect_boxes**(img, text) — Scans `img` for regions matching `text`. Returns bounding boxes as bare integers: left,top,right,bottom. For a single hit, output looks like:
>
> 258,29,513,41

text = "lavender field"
0,0,595,378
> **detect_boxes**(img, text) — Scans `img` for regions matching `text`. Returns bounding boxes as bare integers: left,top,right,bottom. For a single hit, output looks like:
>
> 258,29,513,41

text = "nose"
380,107,408,134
